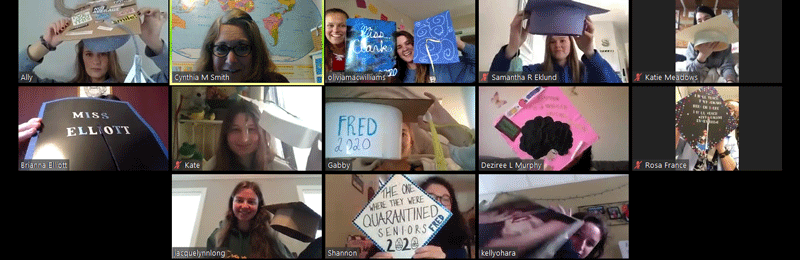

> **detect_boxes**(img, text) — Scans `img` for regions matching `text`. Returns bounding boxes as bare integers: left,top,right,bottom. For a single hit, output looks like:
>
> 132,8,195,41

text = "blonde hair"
70,40,125,83
541,36,583,83
195,9,279,82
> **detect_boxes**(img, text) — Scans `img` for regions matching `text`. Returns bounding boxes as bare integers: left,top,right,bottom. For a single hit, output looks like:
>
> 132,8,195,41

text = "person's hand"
19,118,42,146
43,18,70,48
715,137,727,155
372,252,393,259
574,16,595,58
506,11,530,59
416,92,458,132
694,42,720,63
413,245,445,259
138,7,166,53
456,36,466,51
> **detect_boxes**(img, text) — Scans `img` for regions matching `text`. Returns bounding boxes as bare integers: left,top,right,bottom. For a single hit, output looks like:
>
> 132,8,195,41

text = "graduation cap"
263,202,321,243
345,18,397,73
495,87,598,170
524,0,609,36
60,0,142,52
24,97,168,171
325,97,434,159
676,15,739,52
675,87,738,154
239,95,321,149
413,10,459,65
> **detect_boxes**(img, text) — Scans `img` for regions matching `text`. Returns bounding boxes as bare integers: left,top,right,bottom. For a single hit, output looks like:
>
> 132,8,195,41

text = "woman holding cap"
207,181,293,258
370,177,471,258
393,31,476,83
490,11,621,83
684,6,737,83
194,9,288,83
19,7,168,83
205,99,293,171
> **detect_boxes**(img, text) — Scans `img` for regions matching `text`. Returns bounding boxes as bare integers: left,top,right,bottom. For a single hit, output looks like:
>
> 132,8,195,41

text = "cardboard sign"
345,18,396,73
495,87,598,170
325,98,433,159
24,97,168,170
352,174,453,259
61,0,142,41
675,87,737,153
413,10,459,64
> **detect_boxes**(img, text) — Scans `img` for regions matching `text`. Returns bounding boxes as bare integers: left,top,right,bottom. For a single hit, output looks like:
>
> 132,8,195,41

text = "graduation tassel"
424,38,440,83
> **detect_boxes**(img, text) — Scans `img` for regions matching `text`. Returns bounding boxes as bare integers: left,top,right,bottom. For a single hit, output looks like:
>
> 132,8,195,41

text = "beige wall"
507,175,629,259
172,175,321,255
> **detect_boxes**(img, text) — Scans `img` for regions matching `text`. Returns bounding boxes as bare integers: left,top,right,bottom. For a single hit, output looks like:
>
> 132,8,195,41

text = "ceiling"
381,0,475,21
478,174,626,195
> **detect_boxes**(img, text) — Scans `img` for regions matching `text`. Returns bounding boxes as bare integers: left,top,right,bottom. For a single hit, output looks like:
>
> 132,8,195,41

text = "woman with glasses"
207,181,293,258
195,9,288,83
370,177,471,258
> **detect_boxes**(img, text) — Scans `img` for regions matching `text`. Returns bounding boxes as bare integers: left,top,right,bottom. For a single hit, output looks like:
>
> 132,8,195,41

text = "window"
264,87,322,171
172,188,207,247
297,185,322,239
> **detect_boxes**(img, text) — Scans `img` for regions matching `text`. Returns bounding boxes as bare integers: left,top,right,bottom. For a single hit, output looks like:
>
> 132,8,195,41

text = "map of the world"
172,0,321,63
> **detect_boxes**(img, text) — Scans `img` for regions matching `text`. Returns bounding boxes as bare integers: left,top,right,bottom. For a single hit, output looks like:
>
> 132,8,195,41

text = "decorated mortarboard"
675,87,737,154
24,97,168,171
676,15,739,52
263,202,321,243
325,97,434,159
494,87,599,170
352,174,453,259
345,18,396,73
413,10,459,65
239,95,321,149
525,0,609,36
59,0,142,51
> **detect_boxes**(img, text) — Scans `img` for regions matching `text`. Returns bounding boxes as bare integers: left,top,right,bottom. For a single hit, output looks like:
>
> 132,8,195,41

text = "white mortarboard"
676,15,739,52
524,0,609,36
263,202,321,243
325,98,434,159
239,95,321,149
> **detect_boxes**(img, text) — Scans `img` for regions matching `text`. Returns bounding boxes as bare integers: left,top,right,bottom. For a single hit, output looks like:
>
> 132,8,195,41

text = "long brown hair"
541,35,583,83
213,100,276,171
393,31,431,83
195,9,279,82
215,181,290,258
324,8,348,72
70,40,125,83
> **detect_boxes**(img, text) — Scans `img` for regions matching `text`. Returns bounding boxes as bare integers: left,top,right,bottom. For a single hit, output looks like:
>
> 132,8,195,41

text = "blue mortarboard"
82,35,131,53
413,10,459,64
525,0,609,36
345,18,396,73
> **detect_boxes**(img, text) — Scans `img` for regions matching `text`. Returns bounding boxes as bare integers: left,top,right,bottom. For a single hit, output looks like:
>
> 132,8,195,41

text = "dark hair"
419,177,470,249
571,212,609,259
519,116,573,159
213,99,276,171
694,6,716,25
392,31,431,83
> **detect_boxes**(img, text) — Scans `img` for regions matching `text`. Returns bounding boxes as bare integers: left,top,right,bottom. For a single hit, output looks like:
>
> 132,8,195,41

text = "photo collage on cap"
17,0,781,172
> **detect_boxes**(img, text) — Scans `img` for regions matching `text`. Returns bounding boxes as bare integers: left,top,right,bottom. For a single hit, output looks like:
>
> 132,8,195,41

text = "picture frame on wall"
608,206,622,220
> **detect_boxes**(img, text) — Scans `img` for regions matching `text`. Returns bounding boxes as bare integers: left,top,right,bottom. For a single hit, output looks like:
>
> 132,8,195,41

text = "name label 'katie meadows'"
65,111,131,137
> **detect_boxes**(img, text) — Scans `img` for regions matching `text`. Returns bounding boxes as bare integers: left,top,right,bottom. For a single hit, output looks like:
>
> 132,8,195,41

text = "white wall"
172,174,322,255
18,0,169,82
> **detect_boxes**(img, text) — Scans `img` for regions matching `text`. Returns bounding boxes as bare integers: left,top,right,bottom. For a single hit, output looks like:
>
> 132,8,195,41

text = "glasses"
430,194,452,206
212,44,252,57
